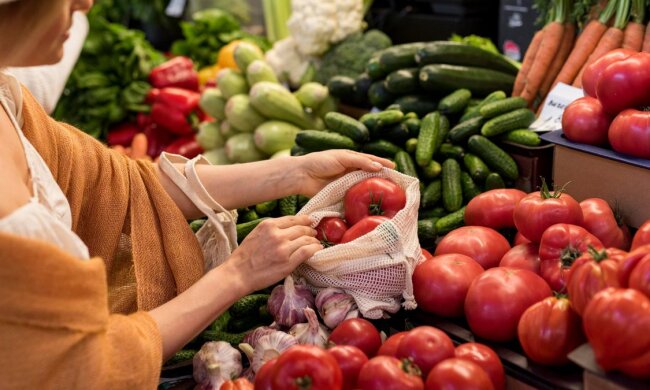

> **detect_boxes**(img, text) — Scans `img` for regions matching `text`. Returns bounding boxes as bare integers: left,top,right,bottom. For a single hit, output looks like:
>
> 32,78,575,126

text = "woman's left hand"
296,150,395,197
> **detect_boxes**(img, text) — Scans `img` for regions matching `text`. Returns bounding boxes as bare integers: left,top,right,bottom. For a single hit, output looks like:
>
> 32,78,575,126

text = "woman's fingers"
288,240,323,264
282,225,318,240
339,151,396,172
274,215,313,229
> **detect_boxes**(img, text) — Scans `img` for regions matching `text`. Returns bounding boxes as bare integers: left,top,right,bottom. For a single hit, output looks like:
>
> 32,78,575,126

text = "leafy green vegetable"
449,34,500,54
91,0,179,32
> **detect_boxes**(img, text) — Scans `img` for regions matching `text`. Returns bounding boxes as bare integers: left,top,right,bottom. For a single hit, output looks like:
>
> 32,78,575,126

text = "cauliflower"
331,0,364,42
265,37,317,88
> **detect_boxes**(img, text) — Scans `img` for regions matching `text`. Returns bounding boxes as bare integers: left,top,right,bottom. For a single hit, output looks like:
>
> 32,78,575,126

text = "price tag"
165,0,187,18
529,83,584,132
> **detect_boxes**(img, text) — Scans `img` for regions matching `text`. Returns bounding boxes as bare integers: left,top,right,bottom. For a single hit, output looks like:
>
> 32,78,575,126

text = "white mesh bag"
294,168,422,319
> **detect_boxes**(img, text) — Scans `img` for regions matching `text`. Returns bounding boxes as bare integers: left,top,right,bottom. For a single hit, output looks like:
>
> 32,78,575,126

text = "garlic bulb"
289,308,330,347
193,341,242,390
268,275,315,328
242,326,277,349
315,287,360,329
240,330,297,373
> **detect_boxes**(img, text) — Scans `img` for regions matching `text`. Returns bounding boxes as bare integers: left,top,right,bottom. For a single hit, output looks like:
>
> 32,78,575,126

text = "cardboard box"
542,131,650,228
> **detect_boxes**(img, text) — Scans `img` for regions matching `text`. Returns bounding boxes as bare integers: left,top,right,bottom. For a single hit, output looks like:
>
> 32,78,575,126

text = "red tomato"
499,243,540,275
328,346,368,390
344,178,406,225
254,358,278,390
581,48,635,98
517,296,585,365
583,288,650,379
377,332,408,357
464,189,527,230
618,245,650,297
340,215,389,244
514,232,531,246
271,345,343,390
561,97,611,146
434,226,511,269
422,248,434,260
425,358,495,390
580,198,631,250
219,378,253,390
357,356,424,390
396,326,455,377
413,254,484,317
464,267,552,341
631,220,650,250
328,318,382,358
316,217,349,245
567,247,625,316
596,52,650,115
455,343,506,390
513,184,584,244
538,224,604,292
608,108,650,159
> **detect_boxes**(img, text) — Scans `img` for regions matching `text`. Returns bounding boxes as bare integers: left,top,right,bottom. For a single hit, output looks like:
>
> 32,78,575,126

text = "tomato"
271,345,343,390
608,108,650,159
316,217,349,245
328,318,382,358
425,358,495,390
254,358,278,390
580,198,631,250
455,343,505,390
434,226,510,269
377,332,408,357
422,248,434,260
631,220,650,250
328,346,368,390
499,243,540,275
340,215,389,244
583,288,650,379
561,97,611,146
566,247,625,316
514,232,531,246
513,182,583,243
538,224,604,292
357,356,424,390
344,178,406,226
396,326,455,377
219,378,253,390
464,189,527,230
517,296,585,366
464,267,552,342
596,52,650,115
413,254,484,317
618,245,650,297
581,48,635,98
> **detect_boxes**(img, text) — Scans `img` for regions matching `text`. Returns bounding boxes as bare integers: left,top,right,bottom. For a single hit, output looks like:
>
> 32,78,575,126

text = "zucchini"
362,140,403,158
419,207,447,220
500,129,541,146
460,90,507,122
438,89,472,115
378,42,426,75
250,82,321,129
435,207,466,235
442,159,463,212
295,130,359,151
415,42,519,75
403,118,421,137
394,95,438,118
279,195,299,216
324,112,370,142
460,172,482,202
395,150,418,178
418,219,438,246
416,112,439,167
231,293,270,317
385,68,420,95
360,110,404,132
405,138,418,154
237,218,268,243
467,135,519,180
479,97,528,119
419,64,515,96
448,116,485,144
439,144,465,160
327,76,356,100
255,200,277,216
481,108,536,137
189,219,206,233
290,145,309,156
422,160,442,179
368,81,396,109
421,180,442,209
463,153,491,183
485,172,506,190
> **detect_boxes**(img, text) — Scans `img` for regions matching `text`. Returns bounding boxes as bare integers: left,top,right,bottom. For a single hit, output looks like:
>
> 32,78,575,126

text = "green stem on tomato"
560,246,582,267
587,245,608,262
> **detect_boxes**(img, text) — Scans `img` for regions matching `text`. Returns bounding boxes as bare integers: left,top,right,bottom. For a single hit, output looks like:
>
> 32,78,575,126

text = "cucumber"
378,42,426,75
324,112,370,142
419,207,447,220
448,116,485,144
385,68,420,95
165,349,197,366
230,294,271,318
419,64,515,96
290,145,309,156
405,138,418,153
422,160,442,179
403,118,421,137
421,180,442,209
362,140,403,158
202,329,248,345
395,150,418,178
438,89,472,115
237,218,268,243
463,153,491,183
297,195,310,209
368,81,396,109
353,73,373,106
500,129,541,146
439,144,465,160
403,112,419,120
295,130,359,151
327,76,356,99
479,97,528,119
485,172,506,190
460,91,507,122
418,219,438,245
360,110,404,132
481,108,536,138
228,315,258,333
211,311,231,331
468,135,519,180
435,207,466,235
378,122,411,142
415,41,519,75
189,219,206,233
460,172,482,202
239,209,259,223
367,55,383,80
255,200,278,216
433,114,450,157
394,95,438,118
442,159,463,212
279,195,299,216
416,112,439,167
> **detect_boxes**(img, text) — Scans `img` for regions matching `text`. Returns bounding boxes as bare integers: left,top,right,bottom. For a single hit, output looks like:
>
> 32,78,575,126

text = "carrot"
622,0,645,51
513,30,544,96
521,22,565,104
643,19,650,52
131,133,148,159
538,23,576,104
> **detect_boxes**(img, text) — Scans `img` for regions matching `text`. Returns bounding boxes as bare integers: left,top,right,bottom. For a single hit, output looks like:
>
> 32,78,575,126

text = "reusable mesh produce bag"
295,168,422,319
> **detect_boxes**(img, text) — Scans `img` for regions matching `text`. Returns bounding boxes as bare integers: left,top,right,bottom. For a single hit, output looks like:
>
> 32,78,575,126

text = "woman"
0,0,393,387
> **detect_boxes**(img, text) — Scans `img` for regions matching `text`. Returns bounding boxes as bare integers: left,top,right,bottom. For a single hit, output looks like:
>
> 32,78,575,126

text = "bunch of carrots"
514,0,648,109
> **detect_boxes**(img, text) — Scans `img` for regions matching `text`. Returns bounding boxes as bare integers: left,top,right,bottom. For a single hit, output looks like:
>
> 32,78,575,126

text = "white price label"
530,83,584,132
166,0,187,17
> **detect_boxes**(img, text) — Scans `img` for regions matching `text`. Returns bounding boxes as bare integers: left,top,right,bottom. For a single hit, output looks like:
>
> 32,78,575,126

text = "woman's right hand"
224,215,322,294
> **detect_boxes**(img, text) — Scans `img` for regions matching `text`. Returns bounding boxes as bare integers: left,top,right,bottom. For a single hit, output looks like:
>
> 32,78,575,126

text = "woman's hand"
296,150,395,197
223,215,322,294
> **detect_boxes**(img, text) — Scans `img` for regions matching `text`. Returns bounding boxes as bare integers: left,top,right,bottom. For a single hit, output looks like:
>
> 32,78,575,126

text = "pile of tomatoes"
562,49,650,159
314,177,406,245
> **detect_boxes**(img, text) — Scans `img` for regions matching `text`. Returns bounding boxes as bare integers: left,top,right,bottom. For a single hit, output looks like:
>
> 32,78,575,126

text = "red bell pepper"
149,56,199,91
143,123,175,158
164,134,204,159
107,122,140,147
150,88,201,135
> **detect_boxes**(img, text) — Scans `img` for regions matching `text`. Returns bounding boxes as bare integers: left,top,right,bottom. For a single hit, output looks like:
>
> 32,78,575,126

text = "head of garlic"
242,326,277,349
315,287,360,329
239,330,297,374
289,307,330,347
268,275,315,328
193,341,242,390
